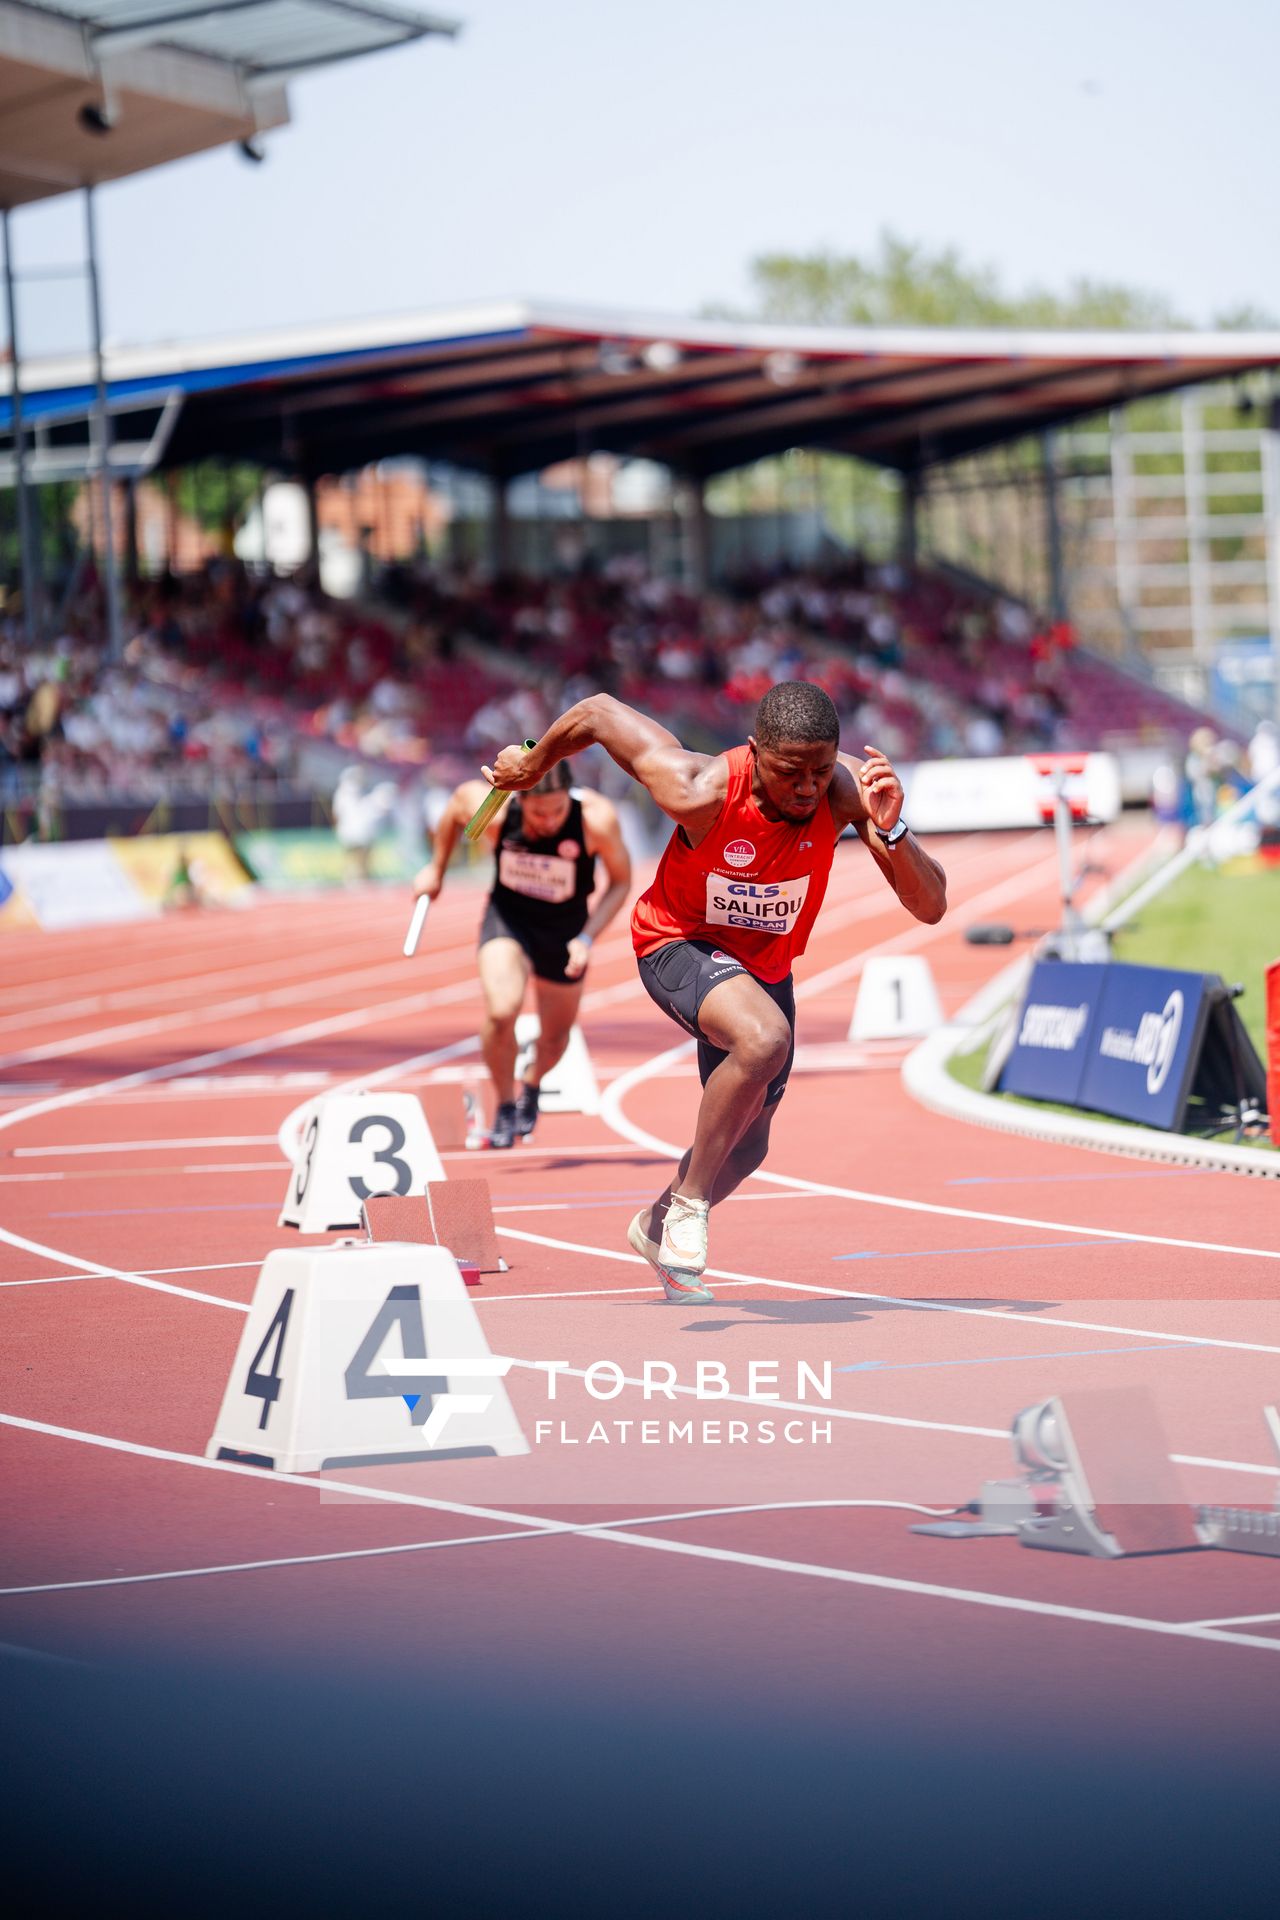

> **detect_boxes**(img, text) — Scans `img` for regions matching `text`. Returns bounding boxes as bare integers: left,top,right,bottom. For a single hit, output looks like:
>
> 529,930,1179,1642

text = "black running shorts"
479,901,582,985
637,938,796,1107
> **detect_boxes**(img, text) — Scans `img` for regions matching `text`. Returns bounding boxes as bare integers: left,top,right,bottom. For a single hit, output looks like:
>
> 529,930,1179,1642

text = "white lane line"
0,1162,285,1184
0,999,479,1141
0,1491,975,1602
3,1410,1277,1657
0,910,640,1072
0,1639,87,1665
0,1260,263,1290
1189,1610,1280,1629
601,1044,1280,1266
0,1033,484,1308
12,1136,280,1157
0,1233,251,1310
0,927,409,1036
493,1225,1279,1481
0,1499,959,1599
496,1222,1280,1360
490,1191,809,1216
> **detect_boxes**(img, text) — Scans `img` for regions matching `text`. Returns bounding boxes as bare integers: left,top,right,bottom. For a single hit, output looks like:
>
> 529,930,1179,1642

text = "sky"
11,0,1280,355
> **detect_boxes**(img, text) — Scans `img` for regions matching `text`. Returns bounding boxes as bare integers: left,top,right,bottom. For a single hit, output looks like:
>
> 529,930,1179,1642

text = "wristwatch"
875,818,909,849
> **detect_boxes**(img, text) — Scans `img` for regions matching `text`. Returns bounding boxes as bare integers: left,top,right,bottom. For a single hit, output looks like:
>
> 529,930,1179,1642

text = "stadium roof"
0,0,458,207
7,299,1280,481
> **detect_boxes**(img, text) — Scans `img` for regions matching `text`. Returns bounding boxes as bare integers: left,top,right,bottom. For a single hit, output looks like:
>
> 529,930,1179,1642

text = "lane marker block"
206,1242,526,1473
278,1091,446,1234
849,955,943,1042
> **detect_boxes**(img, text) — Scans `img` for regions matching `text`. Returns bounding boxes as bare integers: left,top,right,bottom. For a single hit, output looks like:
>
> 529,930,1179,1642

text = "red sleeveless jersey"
631,744,839,984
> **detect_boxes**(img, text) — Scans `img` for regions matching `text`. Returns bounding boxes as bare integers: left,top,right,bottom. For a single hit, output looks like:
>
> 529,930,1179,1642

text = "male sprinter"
485,683,946,1297
413,763,631,1147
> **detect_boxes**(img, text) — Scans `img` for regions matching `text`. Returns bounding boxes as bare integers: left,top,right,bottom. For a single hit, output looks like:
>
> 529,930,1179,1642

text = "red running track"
2,821,1279,1770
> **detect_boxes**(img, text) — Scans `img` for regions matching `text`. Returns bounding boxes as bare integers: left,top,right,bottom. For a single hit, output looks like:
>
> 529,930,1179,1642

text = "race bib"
705,871,810,938
498,848,577,904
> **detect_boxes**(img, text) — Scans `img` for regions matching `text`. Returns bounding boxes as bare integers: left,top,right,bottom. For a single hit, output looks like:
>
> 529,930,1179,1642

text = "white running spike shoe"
658,1193,711,1275
627,1209,715,1305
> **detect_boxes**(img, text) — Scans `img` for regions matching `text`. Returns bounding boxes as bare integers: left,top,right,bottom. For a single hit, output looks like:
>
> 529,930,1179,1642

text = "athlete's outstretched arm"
412,779,494,899
832,746,947,925
484,694,725,828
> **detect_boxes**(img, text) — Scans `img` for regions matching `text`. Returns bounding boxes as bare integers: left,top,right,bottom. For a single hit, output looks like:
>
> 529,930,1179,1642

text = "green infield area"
947,854,1276,1143
1110,858,1277,1056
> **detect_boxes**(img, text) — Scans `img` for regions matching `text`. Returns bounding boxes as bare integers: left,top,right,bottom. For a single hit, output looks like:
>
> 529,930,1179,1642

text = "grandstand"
7,297,1279,839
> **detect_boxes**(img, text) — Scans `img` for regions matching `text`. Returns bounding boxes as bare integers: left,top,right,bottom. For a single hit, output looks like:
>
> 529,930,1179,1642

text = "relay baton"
464,740,537,843
403,894,431,958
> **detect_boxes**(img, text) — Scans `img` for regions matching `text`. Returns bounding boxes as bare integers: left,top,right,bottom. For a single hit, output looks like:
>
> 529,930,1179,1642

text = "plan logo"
723,838,756,868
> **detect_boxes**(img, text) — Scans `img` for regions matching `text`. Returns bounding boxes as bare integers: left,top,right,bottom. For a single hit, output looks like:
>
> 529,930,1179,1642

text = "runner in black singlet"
412,761,631,1146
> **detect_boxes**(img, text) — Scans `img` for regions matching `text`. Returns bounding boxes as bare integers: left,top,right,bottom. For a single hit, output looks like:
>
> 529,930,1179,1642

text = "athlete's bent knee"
733,1017,790,1082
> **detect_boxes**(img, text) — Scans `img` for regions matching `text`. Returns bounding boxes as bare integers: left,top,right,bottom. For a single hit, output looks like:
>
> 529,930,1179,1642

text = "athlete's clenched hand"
483,742,544,791
564,936,592,980
858,743,904,832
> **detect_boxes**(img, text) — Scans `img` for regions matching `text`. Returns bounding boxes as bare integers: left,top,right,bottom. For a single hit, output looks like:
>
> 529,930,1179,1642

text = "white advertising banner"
896,753,1122,833
0,840,157,933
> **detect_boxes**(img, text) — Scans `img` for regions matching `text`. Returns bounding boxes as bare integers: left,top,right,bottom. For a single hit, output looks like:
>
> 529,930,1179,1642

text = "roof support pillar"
84,185,124,661
302,471,320,580
2,208,39,646
488,472,511,576
678,471,710,592
123,477,140,585
1041,430,1067,622
898,469,921,570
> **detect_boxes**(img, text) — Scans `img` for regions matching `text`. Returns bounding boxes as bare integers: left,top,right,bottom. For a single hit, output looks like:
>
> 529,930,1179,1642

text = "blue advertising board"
1001,960,1214,1130
998,961,1108,1108
1076,964,1210,1130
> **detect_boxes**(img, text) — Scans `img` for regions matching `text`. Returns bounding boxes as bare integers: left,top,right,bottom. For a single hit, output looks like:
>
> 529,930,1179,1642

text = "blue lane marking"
833,1240,1132,1261
838,1341,1207,1375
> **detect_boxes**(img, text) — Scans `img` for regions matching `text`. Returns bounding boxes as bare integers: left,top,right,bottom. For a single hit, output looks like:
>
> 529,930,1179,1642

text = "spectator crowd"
0,550,1232,820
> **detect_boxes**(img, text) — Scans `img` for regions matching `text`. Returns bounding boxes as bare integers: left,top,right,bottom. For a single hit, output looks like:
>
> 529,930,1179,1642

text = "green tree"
174,461,263,534
743,231,1187,331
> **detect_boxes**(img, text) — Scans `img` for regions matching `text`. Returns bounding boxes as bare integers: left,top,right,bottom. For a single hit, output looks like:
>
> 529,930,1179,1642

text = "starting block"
848,955,943,1043
363,1181,508,1276
206,1242,526,1473
514,1013,600,1115
278,1091,445,1233
915,1388,1201,1557
1197,1405,1280,1557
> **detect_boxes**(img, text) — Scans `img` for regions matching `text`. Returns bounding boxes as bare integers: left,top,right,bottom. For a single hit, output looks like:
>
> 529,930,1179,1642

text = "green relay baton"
464,740,538,842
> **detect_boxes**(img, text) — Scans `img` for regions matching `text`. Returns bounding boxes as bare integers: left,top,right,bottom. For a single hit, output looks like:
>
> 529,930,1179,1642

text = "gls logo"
726,882,781,898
